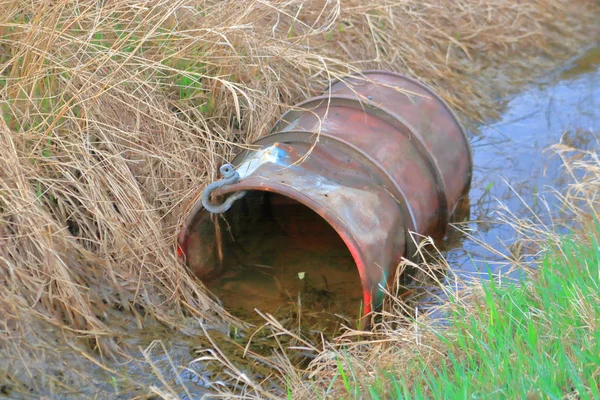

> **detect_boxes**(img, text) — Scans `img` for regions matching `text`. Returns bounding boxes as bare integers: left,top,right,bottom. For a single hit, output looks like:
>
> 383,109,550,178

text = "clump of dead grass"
0,0,599,396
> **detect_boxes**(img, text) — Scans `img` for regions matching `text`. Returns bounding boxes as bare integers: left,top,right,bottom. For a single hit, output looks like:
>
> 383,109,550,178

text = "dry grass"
0,0,599,397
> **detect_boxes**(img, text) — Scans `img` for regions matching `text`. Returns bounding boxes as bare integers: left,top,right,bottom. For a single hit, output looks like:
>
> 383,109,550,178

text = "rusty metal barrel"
178,70,472,326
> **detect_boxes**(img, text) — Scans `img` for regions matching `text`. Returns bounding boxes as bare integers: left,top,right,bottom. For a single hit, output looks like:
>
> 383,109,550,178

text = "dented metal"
178,71,472,328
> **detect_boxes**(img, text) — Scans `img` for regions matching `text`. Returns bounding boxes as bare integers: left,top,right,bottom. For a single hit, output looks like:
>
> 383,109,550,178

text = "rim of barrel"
213,179,376,327
177,176,377,327
326,69,473,194
270,94,450,239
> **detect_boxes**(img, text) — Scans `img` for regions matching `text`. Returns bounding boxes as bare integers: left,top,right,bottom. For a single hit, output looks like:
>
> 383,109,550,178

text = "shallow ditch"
4,45,598,400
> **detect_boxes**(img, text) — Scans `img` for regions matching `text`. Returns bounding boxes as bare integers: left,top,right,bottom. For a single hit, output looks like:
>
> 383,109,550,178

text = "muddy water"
204,192,364,332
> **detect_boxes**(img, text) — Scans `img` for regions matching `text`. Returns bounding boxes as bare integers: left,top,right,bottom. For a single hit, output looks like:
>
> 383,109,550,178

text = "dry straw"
0,0,599,397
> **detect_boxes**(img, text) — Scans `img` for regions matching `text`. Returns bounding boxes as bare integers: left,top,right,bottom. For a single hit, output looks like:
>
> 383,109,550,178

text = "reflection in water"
443,45,599,285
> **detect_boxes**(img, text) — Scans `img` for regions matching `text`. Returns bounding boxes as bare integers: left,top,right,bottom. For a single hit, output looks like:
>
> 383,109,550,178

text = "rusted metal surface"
178,71,472,328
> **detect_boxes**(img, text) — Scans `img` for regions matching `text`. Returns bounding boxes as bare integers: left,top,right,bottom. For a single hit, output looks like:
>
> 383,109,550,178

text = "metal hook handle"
201,164,247,214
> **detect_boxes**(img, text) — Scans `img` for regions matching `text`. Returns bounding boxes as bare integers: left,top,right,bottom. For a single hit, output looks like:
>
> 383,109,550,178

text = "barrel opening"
184,190,364,321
